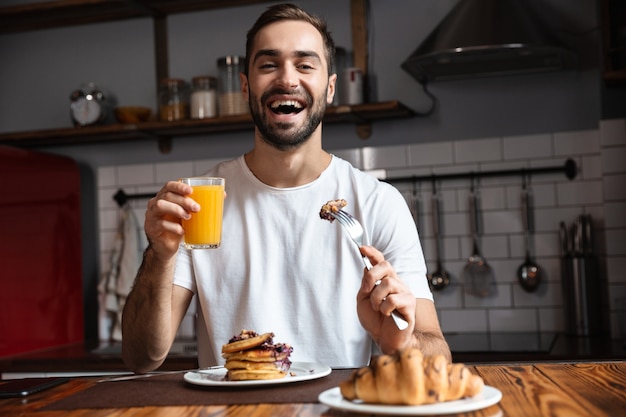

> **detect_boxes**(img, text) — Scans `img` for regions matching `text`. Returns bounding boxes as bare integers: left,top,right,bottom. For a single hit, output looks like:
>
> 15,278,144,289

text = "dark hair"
244,3,336,76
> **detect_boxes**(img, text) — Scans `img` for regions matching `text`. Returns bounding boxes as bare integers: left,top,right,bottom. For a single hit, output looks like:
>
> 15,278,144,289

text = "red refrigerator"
0,146,84,356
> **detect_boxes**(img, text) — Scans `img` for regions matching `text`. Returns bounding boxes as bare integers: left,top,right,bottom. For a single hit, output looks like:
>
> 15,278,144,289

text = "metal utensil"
517,180,543,292
328,209,409,330
463,183,496,297
559,221,570,258
97,367,219,383
404,184,421,230
428,183,450,291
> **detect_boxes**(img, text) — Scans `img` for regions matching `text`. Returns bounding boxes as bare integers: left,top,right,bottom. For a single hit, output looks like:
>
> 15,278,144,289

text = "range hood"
402,0,577,83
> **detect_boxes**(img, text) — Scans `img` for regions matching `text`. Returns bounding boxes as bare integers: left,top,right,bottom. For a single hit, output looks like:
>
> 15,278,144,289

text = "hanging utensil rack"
384,158,576,184
112,159,576,206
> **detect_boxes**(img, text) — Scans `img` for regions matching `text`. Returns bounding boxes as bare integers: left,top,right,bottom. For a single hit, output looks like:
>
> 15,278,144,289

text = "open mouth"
269,99,305,115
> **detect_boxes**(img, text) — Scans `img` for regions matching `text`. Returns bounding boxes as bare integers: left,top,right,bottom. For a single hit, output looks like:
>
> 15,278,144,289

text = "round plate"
184,362,331,387
318,385,502,415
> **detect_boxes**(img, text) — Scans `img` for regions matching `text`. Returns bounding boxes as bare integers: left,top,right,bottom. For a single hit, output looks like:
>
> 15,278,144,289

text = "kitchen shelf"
0,0,277,34
0,1,415,152
0,101,415,152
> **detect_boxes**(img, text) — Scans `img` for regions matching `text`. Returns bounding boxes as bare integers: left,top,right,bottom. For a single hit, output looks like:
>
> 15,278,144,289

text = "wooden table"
1,361,624,416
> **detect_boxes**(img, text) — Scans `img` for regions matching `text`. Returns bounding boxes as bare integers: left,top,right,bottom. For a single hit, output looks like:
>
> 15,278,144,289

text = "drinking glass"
179,177,225,249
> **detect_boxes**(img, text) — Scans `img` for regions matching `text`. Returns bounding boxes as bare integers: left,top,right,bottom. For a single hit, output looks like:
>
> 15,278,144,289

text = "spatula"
463,182,496,297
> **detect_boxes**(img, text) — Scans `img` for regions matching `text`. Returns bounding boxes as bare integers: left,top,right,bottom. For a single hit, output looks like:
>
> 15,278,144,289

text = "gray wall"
0,0,611,168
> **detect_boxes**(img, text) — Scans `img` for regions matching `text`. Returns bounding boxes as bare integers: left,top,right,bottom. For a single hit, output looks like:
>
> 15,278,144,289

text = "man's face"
242,20,336,150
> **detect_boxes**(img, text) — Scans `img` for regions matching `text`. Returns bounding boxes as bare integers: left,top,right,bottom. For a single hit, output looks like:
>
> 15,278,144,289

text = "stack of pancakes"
221,330,293,381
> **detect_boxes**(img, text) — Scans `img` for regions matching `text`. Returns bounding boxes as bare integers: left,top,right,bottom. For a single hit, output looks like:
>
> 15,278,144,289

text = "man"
122,3,450,374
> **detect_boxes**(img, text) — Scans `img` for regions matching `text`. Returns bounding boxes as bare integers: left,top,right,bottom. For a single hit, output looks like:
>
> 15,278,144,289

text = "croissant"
340,348,484,405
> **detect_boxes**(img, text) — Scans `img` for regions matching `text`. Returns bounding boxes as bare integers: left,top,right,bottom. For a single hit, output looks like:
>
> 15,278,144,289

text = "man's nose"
274,65,299,89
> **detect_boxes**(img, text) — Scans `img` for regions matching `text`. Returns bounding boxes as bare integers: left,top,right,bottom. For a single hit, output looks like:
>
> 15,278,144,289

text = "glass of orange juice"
179,177,225,249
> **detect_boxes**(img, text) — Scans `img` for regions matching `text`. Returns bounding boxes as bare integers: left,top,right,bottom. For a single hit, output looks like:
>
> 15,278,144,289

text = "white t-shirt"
173,155,431,368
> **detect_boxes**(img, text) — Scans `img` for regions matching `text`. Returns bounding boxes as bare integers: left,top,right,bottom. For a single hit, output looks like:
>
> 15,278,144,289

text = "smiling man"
245,17,331,152
122,3,450,374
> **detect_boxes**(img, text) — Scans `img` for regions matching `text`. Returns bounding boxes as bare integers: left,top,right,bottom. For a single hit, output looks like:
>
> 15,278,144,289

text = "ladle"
517,176,543,292
428,182,450,290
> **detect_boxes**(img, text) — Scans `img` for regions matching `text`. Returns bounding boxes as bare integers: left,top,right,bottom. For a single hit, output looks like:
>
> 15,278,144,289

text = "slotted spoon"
328,209,409,330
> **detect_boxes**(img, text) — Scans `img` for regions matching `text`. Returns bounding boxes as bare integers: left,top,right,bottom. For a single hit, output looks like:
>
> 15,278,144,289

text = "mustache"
261,88,311,105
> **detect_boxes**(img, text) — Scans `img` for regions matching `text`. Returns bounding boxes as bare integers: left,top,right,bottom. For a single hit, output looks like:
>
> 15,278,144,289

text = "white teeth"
270,100,302,109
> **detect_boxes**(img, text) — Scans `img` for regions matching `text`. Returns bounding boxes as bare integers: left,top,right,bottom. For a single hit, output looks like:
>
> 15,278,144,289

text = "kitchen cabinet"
0,0,416,152
601,0,626,85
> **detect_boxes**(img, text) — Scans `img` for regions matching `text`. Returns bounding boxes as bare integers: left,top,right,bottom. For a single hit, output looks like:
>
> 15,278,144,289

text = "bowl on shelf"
114,106,152,124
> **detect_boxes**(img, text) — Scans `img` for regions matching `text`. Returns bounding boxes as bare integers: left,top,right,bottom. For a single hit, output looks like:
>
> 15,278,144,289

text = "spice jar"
159,78,189,121
190,76,217,119
217,56,248,116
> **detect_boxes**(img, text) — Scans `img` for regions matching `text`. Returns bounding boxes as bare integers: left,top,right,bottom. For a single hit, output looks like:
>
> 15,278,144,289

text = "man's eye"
259,63,277,69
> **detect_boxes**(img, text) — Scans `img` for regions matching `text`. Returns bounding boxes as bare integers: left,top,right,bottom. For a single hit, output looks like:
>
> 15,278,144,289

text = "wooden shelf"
0,1,417,153
0,0,276,34
0,101,415,151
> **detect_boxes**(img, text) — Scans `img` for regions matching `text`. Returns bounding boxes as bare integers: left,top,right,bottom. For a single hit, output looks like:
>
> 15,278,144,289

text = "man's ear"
240,72,249,102
327,73,337,104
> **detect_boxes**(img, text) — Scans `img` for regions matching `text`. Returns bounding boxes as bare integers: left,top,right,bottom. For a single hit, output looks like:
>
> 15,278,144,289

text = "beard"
248,86,328,151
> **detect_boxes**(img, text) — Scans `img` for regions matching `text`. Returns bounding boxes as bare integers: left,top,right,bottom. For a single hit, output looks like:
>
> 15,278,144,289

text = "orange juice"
180,178,224,249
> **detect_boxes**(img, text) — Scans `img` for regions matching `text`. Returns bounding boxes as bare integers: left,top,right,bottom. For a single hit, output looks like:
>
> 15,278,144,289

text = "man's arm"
358,246,450,361
121,247,193,374
410,298,451,361
122,180,200,374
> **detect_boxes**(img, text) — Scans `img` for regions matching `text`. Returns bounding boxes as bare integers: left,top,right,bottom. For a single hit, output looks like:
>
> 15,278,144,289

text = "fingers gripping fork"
330,210,409,330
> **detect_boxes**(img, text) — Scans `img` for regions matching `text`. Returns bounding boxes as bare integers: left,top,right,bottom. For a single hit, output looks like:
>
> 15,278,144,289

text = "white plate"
183,361,331,387
318,385,502,415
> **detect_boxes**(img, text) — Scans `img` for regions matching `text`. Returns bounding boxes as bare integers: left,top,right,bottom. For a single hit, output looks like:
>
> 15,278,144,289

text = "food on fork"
340,348,484,405
319,198,348,222
221,329,293,381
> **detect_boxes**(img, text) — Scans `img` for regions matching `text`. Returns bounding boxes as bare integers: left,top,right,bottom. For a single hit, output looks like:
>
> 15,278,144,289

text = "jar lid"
217,56,244,66
192,76,217,89
192,75,217,83
160,78,186,87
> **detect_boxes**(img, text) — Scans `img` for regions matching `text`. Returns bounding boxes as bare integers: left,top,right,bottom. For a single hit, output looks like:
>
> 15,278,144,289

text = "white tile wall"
96,120,626,340
503,134,553,160
454,138,502,163
600,118,626,146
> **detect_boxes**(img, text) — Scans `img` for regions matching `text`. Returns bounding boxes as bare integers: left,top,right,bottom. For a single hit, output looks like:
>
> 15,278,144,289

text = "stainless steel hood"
402,0,577,83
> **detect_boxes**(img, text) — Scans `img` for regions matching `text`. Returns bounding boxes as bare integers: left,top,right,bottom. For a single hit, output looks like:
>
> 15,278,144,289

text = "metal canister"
339,67,364,105
560,215,603,336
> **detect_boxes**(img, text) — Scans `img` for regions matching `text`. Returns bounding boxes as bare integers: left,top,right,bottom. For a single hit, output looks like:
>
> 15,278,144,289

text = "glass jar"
217,56,248,116
190,76,217,119
158,78,189,121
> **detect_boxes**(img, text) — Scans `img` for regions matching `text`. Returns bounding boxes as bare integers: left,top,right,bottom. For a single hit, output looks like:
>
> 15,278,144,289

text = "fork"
329,209,409,330
97,365,223,382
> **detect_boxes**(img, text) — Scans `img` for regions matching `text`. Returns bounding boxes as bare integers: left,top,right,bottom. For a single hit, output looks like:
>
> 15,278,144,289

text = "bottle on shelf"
190,75,218,119
159,78,189,121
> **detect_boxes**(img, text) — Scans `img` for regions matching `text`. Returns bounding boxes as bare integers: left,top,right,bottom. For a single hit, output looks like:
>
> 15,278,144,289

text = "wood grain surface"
1,362,624,417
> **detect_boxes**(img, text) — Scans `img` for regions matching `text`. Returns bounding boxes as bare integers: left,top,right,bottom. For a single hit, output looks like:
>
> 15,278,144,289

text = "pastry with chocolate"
340,348,484,405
